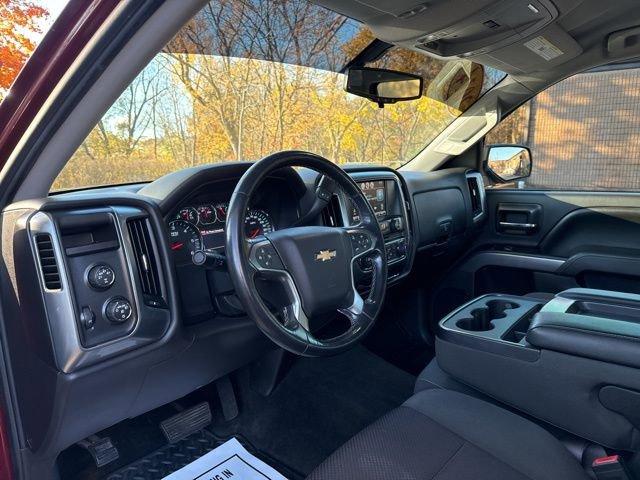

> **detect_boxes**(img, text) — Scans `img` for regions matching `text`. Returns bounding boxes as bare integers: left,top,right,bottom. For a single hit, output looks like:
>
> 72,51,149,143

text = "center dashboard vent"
127,218,162,301
322,195,344,227
466,172,484,219
35,234,61,290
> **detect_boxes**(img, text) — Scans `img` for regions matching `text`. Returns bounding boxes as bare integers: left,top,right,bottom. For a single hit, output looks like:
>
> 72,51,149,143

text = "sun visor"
471,24,583,74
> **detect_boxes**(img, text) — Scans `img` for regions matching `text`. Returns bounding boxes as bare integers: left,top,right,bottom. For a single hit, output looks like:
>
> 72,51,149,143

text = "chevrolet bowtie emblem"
315,249,337,262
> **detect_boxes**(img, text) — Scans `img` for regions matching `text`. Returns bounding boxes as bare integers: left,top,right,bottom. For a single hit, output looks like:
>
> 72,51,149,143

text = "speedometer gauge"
168,220,203,263
176,207,199,224
245,209,274,239
197,205,216,225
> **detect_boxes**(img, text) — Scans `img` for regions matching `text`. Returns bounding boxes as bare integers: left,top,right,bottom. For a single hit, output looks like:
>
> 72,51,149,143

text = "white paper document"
162,438,288,480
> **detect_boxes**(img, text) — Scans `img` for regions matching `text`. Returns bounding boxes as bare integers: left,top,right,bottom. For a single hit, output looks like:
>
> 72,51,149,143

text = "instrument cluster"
168,203,274,263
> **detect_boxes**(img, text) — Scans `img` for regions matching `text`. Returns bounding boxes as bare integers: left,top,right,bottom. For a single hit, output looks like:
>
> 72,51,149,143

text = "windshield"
53,0,505,191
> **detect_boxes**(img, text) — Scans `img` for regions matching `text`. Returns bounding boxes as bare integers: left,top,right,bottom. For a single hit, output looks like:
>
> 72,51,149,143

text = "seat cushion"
307,389,588,480
414,356,485,396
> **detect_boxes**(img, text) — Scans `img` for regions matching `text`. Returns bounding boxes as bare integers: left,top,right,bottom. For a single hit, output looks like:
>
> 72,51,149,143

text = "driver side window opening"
485,64,640,191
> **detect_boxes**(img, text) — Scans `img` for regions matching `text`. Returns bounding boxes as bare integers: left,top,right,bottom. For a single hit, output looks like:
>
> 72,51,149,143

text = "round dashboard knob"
87,264,115,290
104,298,133,323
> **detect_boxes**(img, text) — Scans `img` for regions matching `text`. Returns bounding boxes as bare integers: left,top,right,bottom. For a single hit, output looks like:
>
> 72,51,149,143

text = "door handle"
496,203,542,235
498,222,537,230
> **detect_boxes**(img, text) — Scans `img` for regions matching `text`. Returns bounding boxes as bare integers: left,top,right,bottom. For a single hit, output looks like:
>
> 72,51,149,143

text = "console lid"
526,288,640,369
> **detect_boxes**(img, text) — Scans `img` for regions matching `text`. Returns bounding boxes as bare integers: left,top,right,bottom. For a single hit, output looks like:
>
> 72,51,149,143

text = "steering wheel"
225,151,387,356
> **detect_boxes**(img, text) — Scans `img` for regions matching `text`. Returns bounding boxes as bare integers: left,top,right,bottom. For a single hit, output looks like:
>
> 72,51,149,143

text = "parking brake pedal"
77,435,119,468
161,402,212,444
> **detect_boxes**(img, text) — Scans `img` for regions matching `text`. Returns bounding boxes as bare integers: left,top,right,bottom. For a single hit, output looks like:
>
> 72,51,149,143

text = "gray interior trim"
458,251,564,273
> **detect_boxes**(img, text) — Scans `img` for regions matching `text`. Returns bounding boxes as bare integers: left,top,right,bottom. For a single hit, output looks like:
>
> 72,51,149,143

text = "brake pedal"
77,435,119,468
161,402,212,444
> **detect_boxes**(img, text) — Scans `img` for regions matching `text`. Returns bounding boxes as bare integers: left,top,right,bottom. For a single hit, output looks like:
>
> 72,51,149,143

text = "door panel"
432,189,640,322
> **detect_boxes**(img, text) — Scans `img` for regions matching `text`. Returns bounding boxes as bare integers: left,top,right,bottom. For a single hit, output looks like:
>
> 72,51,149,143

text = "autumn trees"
0,0,48,97
54,0,489,190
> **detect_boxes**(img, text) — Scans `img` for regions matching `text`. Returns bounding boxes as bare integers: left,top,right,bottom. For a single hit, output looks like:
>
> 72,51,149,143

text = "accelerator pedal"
161,402,212,444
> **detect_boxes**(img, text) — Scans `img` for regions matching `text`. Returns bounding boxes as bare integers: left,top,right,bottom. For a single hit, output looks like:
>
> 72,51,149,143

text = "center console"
436,288,640,452
343,171,413,286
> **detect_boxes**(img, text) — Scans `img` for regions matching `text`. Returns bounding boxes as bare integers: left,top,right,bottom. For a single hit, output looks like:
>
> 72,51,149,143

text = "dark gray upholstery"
415,356,484,396
306,389,588,480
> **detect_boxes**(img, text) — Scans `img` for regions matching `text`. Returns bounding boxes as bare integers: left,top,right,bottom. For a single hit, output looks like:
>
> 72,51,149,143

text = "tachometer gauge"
168,220,203,263
214,202,228,223
176,207,199,224
197,204,216,225
245,209,274,239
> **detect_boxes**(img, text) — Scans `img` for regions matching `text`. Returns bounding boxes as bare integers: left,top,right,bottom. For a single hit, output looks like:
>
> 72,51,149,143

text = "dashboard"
0,160,485,466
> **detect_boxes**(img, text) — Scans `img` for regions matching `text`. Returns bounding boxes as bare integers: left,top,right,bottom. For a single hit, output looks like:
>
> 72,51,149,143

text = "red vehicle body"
0,0,119,171
0,2,120,477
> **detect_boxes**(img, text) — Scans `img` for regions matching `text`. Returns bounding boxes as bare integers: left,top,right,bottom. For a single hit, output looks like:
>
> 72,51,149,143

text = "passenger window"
485,66,640,191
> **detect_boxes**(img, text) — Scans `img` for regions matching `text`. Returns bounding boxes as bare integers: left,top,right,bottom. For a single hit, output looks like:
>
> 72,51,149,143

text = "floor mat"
162,438,287,480
106,430,220,480
211,346,416,477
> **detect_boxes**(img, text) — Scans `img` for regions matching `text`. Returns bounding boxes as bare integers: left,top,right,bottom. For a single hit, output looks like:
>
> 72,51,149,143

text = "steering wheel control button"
104,298,133,324
80,306,96,330
349,231,372,255
253,244,283,270
87,264,115,290
358,255,374,272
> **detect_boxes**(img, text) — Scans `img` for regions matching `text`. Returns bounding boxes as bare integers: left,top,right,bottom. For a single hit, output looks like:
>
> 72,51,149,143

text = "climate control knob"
87,264,115,290
104,298,133,324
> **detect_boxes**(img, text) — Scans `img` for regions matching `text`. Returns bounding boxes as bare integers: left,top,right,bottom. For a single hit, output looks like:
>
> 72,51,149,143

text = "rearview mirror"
485,145,532,183
345,67,423,107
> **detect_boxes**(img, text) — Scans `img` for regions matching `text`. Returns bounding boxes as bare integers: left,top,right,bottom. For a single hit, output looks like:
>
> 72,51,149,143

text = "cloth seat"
306,389,588,480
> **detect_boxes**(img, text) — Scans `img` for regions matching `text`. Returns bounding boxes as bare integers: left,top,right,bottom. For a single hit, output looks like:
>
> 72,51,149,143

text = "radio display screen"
352,180,387,221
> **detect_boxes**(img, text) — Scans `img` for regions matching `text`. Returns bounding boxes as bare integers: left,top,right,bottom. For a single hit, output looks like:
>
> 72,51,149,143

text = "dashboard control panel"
105,297,133,323
28,207,171,373
87,264,116,290
345,172,412,286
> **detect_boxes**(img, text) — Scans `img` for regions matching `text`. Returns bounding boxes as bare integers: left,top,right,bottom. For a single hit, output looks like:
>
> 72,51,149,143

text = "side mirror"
345,67,423,107
485,145,532,183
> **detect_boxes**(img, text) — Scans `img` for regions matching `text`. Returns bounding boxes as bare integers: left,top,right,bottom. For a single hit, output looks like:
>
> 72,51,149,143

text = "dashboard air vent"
127,218,161,299
35,234,62,290
322,195,344,227
466,174,484,218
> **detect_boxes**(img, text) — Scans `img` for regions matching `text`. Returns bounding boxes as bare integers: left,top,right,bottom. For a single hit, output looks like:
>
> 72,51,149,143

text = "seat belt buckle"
592,455,633,480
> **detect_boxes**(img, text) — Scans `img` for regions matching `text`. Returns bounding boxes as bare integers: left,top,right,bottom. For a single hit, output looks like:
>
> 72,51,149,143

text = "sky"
33,0,70,40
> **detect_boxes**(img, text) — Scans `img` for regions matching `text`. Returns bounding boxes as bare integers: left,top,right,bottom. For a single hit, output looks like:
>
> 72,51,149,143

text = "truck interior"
2,0,640,479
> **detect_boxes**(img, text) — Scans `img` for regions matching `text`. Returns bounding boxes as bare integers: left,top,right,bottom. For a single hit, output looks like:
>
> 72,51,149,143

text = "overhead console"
436,288,640,452
317,0,586,74
413,0,558,58
318,0,558,57
27,205,171,372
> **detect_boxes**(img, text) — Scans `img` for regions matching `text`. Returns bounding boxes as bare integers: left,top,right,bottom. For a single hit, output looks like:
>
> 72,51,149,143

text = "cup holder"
455,300,520,332
456,308,494,332
486,300,519,318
